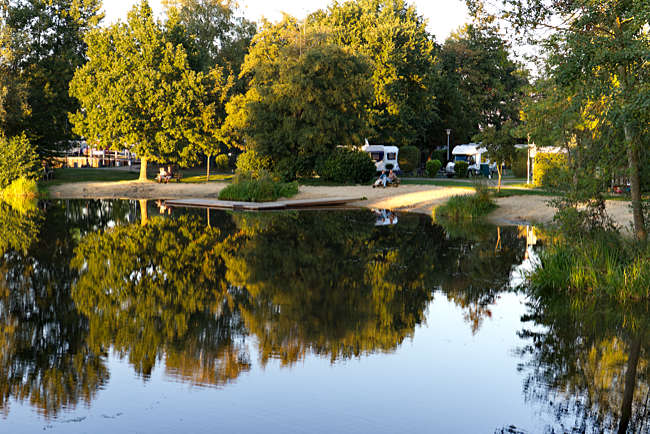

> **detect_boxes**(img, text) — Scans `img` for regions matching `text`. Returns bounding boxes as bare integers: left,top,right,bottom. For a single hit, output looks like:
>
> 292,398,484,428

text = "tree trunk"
139,199,148,226
497,163,502,193
206,154,211,183
618,64,647,242
618,336,642,434
139,156,148,182
624,124,647,242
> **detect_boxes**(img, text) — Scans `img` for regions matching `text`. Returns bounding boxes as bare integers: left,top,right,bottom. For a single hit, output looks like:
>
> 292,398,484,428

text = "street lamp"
445,129,451,162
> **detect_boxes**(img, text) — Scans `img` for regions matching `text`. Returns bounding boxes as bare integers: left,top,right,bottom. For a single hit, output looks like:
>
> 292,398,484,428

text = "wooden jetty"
165,197,363,211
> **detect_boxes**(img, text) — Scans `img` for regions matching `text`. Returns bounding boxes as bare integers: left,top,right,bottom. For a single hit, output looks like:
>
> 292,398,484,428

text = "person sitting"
157,167,171,183
387,169,399,186
373,170,388,188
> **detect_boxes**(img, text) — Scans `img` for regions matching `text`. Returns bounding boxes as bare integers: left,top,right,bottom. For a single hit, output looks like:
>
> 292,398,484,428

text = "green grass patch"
530,233,650,301
43,168,139,185
218,175,299,202
491,188,555,197
180,173,233,183
434,184,496,221
401,179,476,187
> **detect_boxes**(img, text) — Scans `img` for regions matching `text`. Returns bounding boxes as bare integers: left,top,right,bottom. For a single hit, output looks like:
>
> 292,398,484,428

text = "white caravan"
361,142,400,173
445,143,496,177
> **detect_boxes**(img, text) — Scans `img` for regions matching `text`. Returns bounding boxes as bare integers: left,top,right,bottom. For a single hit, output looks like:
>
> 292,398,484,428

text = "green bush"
214,154,230,172
533,152,568,188
235,150,273,178
318,148,376,184
511,149,528,178
425,159,442,177
454,160,469,178
275,155,316,181
218,172,298,202
0,133,40,188
398,145,420,174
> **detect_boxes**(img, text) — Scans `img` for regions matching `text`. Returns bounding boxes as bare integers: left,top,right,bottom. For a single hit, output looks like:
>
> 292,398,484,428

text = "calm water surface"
0,200,648,433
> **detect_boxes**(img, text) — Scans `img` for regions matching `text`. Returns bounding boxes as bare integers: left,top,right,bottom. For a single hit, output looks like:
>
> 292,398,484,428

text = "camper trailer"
445,143,496,177
361,143,400,173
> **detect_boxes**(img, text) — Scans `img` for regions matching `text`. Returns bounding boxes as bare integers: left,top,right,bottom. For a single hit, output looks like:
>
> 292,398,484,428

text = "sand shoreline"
46,180,634,229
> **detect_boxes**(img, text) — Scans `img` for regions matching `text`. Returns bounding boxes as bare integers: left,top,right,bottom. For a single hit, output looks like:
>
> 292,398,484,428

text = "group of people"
373,169,399,188
156,166,173,183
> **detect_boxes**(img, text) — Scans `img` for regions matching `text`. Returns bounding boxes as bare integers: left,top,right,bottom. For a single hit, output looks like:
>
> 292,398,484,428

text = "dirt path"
47,181,633,229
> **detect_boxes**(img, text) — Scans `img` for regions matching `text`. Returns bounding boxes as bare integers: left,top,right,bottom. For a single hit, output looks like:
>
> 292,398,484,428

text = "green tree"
0,0,103,154
311,0,439,149
0,132,39,188
70,1,230,181
466,0,649,241
163,0,256,77
224,16,372,175
439,22,528,145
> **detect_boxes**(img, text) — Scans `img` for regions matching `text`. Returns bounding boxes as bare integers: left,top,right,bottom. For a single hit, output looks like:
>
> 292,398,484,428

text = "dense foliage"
235,150,273,178
533,152,568,188
0,0,103,155
311,0,439,148
70,1,232,180
0,132,39,188
223,16,372,176
425,159,442,177
454,160,469,178
218,173,298,202
397,145,420,174
317,148,377,184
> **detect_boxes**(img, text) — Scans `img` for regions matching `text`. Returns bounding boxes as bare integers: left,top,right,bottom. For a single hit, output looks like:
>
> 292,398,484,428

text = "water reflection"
516,293,650,433
0,199,647,432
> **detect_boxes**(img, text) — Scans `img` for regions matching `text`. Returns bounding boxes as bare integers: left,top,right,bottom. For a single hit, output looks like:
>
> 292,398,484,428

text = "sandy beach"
47,180,634,229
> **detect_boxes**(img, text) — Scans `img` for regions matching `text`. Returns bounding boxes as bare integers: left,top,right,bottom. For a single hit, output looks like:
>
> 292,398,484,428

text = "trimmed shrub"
235,150,273,178
425,159,442,177
533,152,568,188
398,145,420,174
218,172,298,202
0,133,39,188
318,148,376,184
214,154,229,172
454,160,469,178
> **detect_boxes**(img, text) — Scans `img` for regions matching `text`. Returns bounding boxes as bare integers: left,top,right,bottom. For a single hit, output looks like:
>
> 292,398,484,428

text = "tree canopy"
70,1,231,180
223,16,373,171
0,0,103,154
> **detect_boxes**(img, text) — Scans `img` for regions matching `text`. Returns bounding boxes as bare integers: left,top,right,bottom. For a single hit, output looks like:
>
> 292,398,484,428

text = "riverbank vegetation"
218,172,298,202
433,184,495,220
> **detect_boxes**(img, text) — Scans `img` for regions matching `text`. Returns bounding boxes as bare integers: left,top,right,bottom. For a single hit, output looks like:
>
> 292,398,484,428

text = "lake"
0,199,648,433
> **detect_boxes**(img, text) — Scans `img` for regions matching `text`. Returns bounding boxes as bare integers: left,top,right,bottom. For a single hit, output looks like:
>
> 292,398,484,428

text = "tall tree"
465,0,650,241
163,0,256,77
0,0,102,154
70,1,231,181
223,16,373,173
439,22,528,144
311,0,439,149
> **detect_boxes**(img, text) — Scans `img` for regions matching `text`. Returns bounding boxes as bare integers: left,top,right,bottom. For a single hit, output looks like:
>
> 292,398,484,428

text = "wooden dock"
164,197,363,211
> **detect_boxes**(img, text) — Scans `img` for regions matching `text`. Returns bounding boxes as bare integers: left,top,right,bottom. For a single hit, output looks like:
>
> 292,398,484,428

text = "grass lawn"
44,168,140,186
41,167,234,186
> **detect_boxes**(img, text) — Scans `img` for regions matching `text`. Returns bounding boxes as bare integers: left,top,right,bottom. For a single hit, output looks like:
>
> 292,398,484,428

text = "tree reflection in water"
5,199,646,430
0,200,132,417
516,292,649,433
